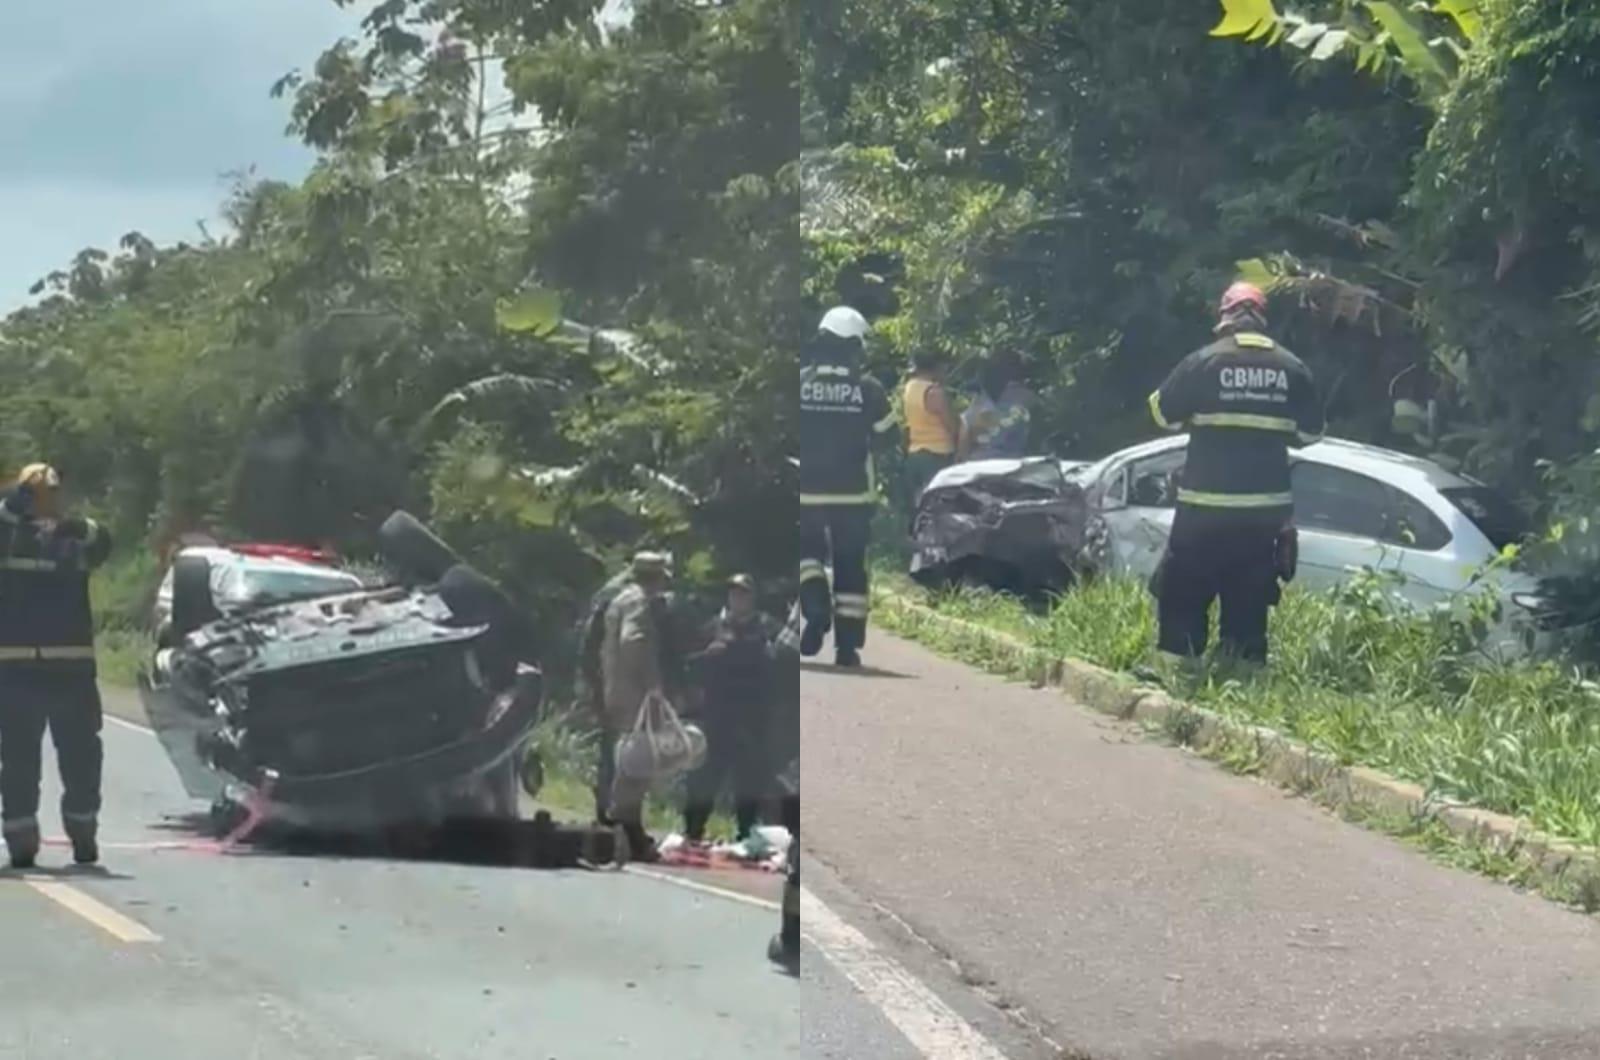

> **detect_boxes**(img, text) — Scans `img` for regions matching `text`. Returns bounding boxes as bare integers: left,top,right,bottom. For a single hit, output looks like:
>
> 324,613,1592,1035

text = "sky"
0,1,364,309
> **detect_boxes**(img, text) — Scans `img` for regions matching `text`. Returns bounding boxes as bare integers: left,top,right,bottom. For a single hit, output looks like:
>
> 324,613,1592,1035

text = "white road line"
622,865,782,911
802,886,1012,1060
106,713,153,735
20,879,161,943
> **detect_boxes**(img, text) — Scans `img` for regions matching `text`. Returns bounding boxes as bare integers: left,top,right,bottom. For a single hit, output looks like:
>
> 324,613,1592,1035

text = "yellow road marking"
22,879,161,943
623,865,781,912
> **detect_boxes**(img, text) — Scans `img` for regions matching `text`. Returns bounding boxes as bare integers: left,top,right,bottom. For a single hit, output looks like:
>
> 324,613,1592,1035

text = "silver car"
1070,434,1551,655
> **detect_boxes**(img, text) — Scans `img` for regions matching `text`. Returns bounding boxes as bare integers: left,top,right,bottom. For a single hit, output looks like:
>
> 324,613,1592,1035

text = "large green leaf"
1364,1,1450,89
1209,0,1279,39
1433,0,1482,43
1234,258,1282,291
494,288,563,335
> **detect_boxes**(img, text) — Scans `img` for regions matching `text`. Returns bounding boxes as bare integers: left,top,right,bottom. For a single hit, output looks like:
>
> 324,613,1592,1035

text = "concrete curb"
874,589,1600,901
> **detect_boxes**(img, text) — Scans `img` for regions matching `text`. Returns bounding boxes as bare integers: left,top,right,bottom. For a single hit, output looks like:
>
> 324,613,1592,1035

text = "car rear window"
242,568,360,603
1441,487,1529,551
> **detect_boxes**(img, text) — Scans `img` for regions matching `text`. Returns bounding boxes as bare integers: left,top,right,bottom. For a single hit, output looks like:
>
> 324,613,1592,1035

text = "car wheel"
171,556,221,638
438,563,534,667
377,510,463,584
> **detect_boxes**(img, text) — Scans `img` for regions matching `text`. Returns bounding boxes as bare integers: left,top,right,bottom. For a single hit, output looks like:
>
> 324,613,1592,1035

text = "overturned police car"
139,512,543,839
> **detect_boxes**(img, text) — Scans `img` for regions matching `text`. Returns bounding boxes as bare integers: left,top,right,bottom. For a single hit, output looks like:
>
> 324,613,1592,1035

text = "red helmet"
1219,282,1268,316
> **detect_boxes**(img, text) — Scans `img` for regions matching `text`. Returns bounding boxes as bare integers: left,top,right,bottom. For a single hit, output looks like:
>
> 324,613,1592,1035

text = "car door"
1288,460,1409,592
1099,446,1186,581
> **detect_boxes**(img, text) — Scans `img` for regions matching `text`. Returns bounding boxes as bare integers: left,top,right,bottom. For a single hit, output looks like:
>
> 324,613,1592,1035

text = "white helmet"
818,306,869,340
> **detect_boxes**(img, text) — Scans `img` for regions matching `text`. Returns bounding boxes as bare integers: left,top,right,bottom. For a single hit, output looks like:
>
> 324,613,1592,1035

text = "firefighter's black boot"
4,820,38,870
799,621,825,658
768,932,800,976
65,816,98,866
834,647,861,668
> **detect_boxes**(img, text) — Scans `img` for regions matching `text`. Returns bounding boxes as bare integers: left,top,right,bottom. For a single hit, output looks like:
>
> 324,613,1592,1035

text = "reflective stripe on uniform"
1148,391,1176,431
799,559,827,583
835,593,869,619
1178,488,1293,509
873,413,898,434
1233,332,1276,349
0,557,56,572
2,816,38,833
800,493,874,506
1189,412,1297,433
0,645,96,661
62,811,97,823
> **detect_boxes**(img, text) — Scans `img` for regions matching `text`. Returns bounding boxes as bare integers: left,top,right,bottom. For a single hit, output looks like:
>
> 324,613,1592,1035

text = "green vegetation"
881,570,1600,849
3,0,798,691
806,0,1600,585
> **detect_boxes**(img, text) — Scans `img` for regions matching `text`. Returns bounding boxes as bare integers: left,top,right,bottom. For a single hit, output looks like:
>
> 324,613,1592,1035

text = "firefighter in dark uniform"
799,306,896,668
0,463,113,868
1147,283,1324,664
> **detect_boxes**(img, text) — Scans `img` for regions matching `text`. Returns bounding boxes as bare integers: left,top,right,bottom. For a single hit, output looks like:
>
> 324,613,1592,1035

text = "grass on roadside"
879,566,1600,851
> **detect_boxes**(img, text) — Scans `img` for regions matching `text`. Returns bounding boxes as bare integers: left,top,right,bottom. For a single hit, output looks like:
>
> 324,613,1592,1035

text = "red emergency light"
229,542,340,566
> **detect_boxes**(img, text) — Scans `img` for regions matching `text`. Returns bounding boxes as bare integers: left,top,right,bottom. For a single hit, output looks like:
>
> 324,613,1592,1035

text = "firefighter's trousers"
0,666,103,850
798,504,872,653
1154,505,1285,664
780,787,799,952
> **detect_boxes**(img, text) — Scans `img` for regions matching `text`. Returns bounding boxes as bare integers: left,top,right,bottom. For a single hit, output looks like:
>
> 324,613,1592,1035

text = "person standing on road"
1147,282,1323,664
682,574,778,844
0,463,113,869
598,551,676,861
799,306,896,668
958,351,1033,462
901,350,960,515
768,598,801,976
579,558,644,825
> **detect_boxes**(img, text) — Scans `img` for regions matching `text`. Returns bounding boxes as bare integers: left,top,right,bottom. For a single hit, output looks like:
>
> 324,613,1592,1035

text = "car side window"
1384,486,1452,551
1102,464,1128,507
1291,463,1391,539
1127,450,1187,509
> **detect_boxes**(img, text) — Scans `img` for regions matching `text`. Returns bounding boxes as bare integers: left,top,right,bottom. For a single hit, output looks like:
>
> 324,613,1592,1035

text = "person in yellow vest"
901,350,960,516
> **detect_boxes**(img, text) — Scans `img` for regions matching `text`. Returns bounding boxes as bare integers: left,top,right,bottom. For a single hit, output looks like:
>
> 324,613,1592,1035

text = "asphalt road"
802,634,1600,1060
0,687,812,1059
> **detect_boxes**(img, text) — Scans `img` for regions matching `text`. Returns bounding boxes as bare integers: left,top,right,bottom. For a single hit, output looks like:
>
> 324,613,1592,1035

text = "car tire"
377,510,462,584
436,563,516,625
171,555,221,638
438,563,535,668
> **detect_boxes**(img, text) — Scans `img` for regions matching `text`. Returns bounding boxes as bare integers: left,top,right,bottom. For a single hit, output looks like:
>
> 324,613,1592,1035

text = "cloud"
0,0,361,308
